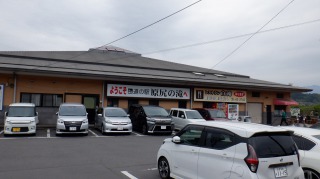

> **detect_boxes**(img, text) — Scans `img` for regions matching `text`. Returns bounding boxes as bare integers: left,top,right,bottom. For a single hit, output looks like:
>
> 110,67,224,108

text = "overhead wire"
37,0,203,70
210,0,295,69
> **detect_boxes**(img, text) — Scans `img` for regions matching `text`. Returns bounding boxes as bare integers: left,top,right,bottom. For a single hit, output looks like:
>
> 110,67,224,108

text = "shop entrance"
83,95,99,124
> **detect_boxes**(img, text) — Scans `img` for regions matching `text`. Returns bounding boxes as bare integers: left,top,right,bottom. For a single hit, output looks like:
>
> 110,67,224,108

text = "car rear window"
248,132,297,158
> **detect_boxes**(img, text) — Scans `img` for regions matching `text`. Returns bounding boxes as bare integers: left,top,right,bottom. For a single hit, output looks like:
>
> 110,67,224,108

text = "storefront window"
178,100,187,108
21,93,62,107
107,98,119,107
149,99,159,106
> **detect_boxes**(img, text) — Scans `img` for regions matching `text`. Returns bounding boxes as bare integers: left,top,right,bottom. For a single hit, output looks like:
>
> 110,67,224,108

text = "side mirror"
98,114,102,117
56,112,58,115
36,112,39,116
181,115,185,119
5,112,8,116
127,114,130,117
172,136,181,144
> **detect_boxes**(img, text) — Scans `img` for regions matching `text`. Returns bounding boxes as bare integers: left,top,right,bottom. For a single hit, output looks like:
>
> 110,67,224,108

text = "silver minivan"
4,103,38,136
95,107,132,134
56,103,89,136
169,108,206,131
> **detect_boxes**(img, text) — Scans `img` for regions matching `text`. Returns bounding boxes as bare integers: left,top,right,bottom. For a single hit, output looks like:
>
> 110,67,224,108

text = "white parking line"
121,171,138,179
131,132,144,137
47,129,50,138
89,129,99,137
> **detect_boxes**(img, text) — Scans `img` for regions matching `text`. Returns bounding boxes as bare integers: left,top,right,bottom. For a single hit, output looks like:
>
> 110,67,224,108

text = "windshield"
143,106,169,117
208,109,226,118
59,106,86,116
7,106,36,117
185,111,203,119
105,108,127,117
248,132,297,158
313,135,320,140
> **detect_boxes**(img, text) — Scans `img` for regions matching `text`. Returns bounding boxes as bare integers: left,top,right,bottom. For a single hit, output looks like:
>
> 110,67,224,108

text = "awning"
273,98,299,106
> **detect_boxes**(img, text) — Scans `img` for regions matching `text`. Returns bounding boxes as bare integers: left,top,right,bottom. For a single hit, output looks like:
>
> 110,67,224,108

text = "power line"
211,0,295,69
62,18,320,66
143,19,320,55
47,0,203,65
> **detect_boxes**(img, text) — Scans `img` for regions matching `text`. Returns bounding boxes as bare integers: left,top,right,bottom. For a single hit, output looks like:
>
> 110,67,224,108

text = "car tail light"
245,144,259,173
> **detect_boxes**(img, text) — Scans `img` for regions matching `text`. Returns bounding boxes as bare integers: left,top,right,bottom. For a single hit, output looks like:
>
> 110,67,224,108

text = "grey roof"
0,47,311,92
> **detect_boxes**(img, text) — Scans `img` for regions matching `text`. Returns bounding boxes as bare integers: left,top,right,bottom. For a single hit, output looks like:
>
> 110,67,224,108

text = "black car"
128,104,174,135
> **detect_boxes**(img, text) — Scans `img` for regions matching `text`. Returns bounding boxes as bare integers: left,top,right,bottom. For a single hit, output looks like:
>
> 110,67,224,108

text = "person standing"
280,110,288,126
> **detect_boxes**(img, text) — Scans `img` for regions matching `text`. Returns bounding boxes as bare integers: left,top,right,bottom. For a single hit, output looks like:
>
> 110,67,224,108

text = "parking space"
0,127,147,139
0,128,169,179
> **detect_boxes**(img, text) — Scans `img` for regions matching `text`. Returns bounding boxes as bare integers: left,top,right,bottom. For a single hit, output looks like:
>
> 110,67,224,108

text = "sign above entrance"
194,88,246,103
107,84,190,99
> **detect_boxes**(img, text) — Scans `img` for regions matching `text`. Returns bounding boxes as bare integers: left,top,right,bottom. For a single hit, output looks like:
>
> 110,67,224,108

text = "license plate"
117,126,123,130
161,126,166,129
69,127,77,131
274,167,288,178
12,128,21,132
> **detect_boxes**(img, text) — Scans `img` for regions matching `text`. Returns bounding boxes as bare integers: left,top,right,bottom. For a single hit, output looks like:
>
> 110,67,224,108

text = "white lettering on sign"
107,84,190,99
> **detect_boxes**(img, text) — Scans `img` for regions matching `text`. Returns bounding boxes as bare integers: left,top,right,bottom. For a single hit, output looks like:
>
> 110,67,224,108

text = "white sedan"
280,126,320,179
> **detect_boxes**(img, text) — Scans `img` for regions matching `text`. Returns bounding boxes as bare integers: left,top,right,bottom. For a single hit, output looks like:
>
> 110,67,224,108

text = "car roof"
9,103,35,107
170,108,197,112
279,126,320,136
59,103,85,107
190,121,291,138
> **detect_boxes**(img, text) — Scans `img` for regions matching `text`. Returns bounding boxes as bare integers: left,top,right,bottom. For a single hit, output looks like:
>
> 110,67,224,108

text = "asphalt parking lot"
0,127,171,179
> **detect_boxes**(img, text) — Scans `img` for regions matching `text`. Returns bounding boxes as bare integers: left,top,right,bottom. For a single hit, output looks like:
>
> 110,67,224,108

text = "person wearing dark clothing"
280,110,288,126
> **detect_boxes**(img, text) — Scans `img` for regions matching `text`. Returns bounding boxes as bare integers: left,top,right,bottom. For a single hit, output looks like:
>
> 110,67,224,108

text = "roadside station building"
0,46,311,126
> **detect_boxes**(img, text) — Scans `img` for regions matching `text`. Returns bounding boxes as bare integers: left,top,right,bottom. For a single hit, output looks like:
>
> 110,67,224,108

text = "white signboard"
0,84,4,110
194,88,247,103
107,84,190,99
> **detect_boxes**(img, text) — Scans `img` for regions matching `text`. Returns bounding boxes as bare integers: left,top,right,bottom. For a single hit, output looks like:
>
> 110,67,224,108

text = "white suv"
56,103,89,136
157,121,304,179
169,108,205,131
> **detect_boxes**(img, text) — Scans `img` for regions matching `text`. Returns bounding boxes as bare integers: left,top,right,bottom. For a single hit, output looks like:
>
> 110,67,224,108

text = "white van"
4,103,38,136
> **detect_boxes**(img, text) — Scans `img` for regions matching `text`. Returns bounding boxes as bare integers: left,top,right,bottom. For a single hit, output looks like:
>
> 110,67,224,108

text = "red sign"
234,91,245,97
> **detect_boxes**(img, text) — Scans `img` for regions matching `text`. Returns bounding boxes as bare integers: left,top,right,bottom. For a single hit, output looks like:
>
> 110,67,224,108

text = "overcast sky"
0,0,319,87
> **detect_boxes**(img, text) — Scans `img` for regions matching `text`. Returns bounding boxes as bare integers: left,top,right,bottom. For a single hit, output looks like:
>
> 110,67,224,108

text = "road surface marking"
132,132,144,136
89,129,99,137
121,171,138,179
47,129,50,138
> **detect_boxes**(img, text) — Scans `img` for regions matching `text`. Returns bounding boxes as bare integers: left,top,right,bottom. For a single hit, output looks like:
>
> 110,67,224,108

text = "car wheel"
101,125,105,135
158,157,170,179
142,124,148,135
304,168,320,179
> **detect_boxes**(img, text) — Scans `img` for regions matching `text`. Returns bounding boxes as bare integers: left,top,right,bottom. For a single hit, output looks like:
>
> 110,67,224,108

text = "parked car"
169,108,205,130
238,115,252,122
128,104,173,135
193,108,228,121
56,103,89,136
157,121,303,179
279,126,320,178
310,122,320,129
3,103,38,136
95,107,132,134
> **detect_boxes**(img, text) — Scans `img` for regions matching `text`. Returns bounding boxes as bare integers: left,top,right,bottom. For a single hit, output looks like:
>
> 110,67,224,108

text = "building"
0,46,311,126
